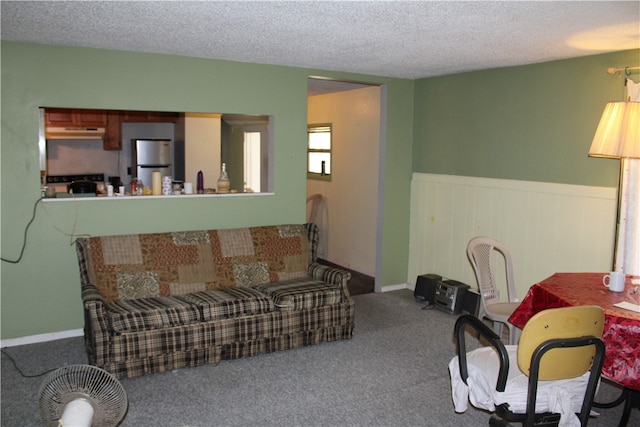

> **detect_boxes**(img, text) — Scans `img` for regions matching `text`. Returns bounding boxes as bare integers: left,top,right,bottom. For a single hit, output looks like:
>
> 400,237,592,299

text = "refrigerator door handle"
139,164,171,168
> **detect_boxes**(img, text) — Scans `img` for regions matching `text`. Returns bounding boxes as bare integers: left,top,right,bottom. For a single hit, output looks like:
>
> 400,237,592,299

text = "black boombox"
414,273,479,316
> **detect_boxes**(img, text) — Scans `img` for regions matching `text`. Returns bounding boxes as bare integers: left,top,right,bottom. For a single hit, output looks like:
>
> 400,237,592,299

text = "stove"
46,173,105,184
45,173,105,196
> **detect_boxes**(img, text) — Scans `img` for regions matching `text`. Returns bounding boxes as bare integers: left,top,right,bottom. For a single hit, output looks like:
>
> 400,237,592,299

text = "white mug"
603,271,625,292
184,182,194,194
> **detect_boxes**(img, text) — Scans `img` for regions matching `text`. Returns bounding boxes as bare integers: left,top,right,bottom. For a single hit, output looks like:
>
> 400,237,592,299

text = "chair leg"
489,414,514,426
492,321,504,339
594,387,640,427
619,388,640,427
508,324,521,345
487,320,519,345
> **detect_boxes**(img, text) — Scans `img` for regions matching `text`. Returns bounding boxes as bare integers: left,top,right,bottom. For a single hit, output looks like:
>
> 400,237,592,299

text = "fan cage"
38,364,127,427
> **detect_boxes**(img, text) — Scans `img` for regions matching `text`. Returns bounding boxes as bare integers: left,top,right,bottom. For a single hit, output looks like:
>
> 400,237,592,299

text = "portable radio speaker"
461,288,480,316
434,280,470,315
414,274,441,306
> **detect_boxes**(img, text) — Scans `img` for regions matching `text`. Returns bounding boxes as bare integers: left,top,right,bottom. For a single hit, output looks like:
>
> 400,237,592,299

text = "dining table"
508,272,640,426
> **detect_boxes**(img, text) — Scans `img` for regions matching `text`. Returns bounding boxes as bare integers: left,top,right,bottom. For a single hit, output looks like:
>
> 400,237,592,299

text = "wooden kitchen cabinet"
103,111,123,150
102,110,182,150
44,108,181,150
44,109,74,126
76,110,108,127
45,108,108,127
122,111,180,122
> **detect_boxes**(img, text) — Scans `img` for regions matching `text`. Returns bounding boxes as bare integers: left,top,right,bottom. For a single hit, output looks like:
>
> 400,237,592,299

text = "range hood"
45,126,105,140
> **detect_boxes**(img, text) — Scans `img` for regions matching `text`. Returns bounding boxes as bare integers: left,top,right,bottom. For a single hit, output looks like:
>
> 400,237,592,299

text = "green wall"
413,49,639,187
1,42,414,339
2,42,636,340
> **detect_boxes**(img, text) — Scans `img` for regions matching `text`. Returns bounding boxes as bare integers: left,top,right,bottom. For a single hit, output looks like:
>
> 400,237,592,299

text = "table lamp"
588,101,640,271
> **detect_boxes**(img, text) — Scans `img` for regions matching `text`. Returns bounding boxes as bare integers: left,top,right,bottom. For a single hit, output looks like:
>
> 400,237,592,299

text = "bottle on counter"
132,178,144,196
197,170,204,194
217,163,230,194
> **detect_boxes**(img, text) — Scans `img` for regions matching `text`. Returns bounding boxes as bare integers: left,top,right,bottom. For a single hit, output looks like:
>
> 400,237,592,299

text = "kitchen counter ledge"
42,192,273,201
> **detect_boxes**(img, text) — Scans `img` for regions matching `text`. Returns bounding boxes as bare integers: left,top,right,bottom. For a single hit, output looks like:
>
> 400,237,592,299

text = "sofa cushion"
254,278,342,311
107,296,202,333
181,287,275,321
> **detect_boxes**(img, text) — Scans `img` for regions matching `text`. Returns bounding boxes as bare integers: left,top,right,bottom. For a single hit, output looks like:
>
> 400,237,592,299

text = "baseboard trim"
1,329,84,348
381,283,409,292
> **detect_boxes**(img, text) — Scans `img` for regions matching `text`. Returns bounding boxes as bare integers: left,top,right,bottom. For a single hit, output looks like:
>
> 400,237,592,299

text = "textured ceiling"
1,1,639,83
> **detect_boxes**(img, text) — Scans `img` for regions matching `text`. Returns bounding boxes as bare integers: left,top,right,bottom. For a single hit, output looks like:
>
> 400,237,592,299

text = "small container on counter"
172,181,183,195
151,172,162,195
184,182,194,194
131,178,144,195
197,171,204,194
162,176,173,195
44,187,56,198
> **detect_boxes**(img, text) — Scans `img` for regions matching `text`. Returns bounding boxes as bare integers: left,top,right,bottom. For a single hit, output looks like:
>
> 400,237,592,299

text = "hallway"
319,259,374,296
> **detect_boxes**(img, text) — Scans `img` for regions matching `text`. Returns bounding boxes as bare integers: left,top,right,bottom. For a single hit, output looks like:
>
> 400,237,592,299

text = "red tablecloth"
509,272,640,391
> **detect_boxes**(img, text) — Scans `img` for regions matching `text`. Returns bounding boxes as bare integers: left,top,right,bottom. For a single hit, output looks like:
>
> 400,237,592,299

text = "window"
307,124,332,181
243,131,261,192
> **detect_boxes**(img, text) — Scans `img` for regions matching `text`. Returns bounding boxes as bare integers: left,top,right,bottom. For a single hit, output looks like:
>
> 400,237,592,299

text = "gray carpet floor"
2,290,638,426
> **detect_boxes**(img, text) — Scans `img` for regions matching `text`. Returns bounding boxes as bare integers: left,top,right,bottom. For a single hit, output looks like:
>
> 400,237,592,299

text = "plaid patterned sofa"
75,223,354,378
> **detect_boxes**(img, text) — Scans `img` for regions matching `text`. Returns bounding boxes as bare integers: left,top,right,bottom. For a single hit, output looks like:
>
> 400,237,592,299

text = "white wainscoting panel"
408,173,617,299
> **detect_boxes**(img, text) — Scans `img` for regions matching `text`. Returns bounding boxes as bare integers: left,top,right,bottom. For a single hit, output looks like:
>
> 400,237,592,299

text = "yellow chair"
449,305,605,426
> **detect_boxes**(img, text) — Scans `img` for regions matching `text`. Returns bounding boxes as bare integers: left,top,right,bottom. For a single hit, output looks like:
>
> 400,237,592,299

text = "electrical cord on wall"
2,194,94,265
40,195,91,245
1,197,43,264
1,348,58,378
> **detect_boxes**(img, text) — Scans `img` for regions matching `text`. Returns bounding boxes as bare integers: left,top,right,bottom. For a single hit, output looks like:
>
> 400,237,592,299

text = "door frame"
307,77,386,292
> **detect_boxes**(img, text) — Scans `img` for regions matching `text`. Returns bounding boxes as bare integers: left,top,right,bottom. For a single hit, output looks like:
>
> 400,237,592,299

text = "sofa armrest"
81,283,111,366
82,282,106,304
308,262,352,298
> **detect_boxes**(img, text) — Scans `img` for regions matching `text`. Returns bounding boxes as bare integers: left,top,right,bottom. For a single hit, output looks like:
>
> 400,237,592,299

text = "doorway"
307,77,384,293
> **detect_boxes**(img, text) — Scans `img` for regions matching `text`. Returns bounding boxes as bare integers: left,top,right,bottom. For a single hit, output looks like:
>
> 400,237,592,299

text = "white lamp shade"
589,101,640,159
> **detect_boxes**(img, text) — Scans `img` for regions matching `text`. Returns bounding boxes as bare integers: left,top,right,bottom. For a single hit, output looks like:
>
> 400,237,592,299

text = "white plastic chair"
306,194,323,224
466,236,521,345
